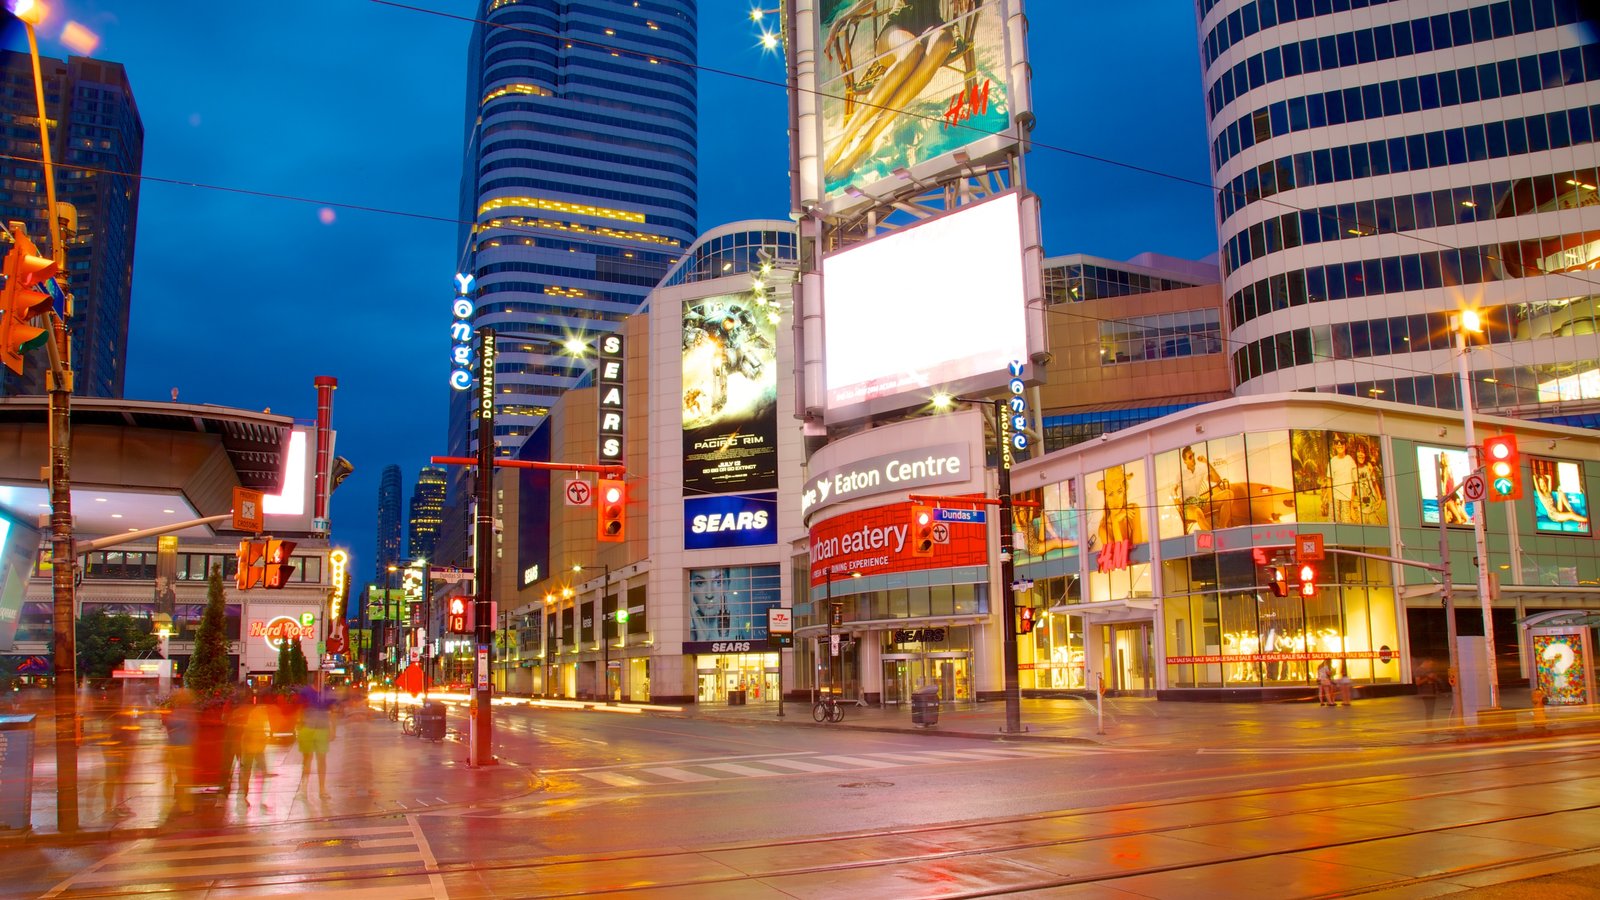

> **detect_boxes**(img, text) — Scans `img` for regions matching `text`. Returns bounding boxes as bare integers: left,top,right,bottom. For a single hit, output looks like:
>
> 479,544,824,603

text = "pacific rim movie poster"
818,0,1011,200
682,293,779,494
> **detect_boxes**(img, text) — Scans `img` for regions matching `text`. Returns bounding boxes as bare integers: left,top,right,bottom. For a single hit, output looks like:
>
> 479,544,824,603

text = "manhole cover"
838,781,894,789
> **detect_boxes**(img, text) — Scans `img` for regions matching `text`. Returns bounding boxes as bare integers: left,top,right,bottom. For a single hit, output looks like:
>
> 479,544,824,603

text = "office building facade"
450,0,698,462
375,464,403,579
407,465,447,561
1201,0,1600,418
0,52,142,399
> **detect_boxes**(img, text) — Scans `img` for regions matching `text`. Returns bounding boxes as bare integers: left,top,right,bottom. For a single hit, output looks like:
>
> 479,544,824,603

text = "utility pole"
991,399,1023,734
470,326,497,766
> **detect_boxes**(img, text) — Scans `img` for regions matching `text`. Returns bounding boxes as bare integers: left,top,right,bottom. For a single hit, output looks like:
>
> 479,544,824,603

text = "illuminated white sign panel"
449,276,474,391
821,192,1027,416
597,333,625,466
264,430,307,517
801,442,969,523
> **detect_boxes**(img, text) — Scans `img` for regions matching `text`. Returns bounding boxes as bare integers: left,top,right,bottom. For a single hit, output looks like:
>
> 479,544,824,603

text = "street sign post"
933,507,986,524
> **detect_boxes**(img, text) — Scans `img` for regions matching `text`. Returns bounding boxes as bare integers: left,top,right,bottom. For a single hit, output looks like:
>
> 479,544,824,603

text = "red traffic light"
910,504,934,557
597,478,626,542
0,225,57,375
1483,434,1522,501
264,539,297,589
1298,563,1317,598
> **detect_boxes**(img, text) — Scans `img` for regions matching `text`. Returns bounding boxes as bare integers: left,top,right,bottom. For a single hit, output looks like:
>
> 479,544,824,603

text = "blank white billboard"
822,192,1027,414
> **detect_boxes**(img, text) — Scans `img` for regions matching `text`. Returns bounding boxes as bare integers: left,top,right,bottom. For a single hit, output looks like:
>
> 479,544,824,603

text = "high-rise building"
450,0,699,463
0,52,142,398
375,464,403,579
407,466,447,561
1201,0,1600,420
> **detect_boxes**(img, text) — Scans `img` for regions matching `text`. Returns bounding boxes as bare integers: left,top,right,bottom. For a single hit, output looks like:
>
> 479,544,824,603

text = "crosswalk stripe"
815,755,901,768
758,757,840,772
914,749,1008,761
700,761,787,777
643,766,716,782
67,852,427,886
584,771,647,786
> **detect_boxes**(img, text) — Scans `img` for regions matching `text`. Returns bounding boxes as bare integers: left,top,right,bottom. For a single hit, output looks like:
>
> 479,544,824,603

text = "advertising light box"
821,192,1027,417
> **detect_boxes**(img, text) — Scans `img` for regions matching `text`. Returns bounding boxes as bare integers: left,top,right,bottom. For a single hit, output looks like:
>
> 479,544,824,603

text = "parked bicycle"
401,710,418,736
812,695,845,723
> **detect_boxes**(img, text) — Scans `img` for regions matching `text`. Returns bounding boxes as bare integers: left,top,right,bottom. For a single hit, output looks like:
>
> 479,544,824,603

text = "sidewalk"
576,686,1600,748
5,700,535,845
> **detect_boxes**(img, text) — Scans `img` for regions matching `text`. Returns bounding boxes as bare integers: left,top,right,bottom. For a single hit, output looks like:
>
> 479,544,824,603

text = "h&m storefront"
1011,394,1600,698
797,410,1004,705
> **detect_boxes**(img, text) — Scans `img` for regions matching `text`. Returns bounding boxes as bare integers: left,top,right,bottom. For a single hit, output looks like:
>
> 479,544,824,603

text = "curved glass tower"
1202,0,1600,418
454,0,698,459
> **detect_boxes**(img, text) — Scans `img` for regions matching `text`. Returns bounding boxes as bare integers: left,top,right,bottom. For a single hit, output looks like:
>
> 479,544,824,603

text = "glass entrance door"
1105,623,1153,694
928,653,971,701
882,656,912,705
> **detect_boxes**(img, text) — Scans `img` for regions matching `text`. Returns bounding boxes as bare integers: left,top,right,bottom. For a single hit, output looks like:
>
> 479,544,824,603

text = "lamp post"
1451,311,1500,711
386,564,398,715
934,393,1024,734
575,563,614,703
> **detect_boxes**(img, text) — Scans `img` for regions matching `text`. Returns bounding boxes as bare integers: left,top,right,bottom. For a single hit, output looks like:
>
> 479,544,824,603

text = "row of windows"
78,551,325,584
1230,298,1597,385
661,229,796,287
1228,229,1600,331
479,156,697,204
478,176,695,224
476,224,682,261
480,137,695,182
1218,103,1600,225
1205,0,1575,122
1214,43,1598,170
1283,360,1600,413
1200,0,1399,69
480,98,695,156
1224,168,1597,281
1039,404,1204,453
476,259,660,287
483,16,695,70
485,5,695,53
1100,310,1225,365
481,55,696,119
1043,263,1206,304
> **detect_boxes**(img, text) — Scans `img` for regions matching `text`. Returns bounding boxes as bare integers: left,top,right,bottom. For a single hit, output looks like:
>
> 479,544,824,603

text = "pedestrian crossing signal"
1019,606,1036,635
1298,563,1317,598
447,596,471,634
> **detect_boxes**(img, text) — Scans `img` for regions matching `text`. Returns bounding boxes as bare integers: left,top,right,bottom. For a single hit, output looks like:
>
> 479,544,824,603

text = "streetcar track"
39,742,1600,899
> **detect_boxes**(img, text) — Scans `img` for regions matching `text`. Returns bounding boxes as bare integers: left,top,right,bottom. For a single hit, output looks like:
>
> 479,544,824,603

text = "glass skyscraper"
407,465,448,561
0,52,142,399
375,464,403,580
450,0,698,462
1201,0,1600,418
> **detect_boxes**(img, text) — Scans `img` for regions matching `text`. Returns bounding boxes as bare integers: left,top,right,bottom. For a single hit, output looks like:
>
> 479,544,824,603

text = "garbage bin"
417,700,447,741
0,714,36,830
727,689,746,706
911,686,940,727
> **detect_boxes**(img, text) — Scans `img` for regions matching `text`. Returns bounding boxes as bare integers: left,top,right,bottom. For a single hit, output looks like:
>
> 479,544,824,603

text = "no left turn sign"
1462,473,1487,504
565,479,593,506
931,523,950,545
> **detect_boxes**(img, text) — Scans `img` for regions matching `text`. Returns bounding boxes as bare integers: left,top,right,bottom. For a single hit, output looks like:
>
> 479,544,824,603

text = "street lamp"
386,564,398,714
932,392,1024,734
1450,311,1501,711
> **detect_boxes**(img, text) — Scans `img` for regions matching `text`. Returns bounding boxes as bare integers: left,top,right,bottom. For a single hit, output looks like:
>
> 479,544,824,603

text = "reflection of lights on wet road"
366,691,682,715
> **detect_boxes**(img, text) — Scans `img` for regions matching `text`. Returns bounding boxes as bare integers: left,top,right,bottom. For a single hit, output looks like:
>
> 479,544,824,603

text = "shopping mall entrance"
1104,622,1154,695
881,652,971,705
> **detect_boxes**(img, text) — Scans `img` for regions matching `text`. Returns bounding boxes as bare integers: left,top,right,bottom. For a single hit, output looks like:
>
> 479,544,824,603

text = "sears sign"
685,492,778,550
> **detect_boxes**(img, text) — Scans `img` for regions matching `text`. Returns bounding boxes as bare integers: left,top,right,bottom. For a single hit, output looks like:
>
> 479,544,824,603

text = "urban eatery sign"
801,442,970,522
250,615,314,652
808,499,987,587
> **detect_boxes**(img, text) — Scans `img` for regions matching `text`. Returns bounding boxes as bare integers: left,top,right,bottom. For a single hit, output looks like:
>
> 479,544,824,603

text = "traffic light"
1483,434,1522,501
1019,606,1036,635
597,478,625,542
0,224,58,375
264,539,297,589
1265,565,1288,597
910,504,934,557
1298,563,1317,598
235,540,265,590
447,596,470,634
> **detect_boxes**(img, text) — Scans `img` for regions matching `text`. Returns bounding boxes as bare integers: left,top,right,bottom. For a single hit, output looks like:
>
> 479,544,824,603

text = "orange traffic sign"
1295,533,1325,563
233,486,264,533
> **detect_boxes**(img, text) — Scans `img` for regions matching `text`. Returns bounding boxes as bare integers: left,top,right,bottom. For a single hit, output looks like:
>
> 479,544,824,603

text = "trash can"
0,714,36,830
727,690,746,706
417,700,447,741
911,686,940,727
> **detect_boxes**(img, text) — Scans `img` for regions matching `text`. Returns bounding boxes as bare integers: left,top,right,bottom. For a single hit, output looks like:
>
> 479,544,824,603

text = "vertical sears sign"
597,333,625,467
682,293,779,494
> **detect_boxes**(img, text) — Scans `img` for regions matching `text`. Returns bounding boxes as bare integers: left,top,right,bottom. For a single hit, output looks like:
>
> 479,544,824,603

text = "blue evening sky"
4,2,1215,577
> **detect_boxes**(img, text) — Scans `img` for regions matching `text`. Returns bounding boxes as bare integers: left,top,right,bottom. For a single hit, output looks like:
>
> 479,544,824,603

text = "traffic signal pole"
470,328,496,767
1455,324,1500,710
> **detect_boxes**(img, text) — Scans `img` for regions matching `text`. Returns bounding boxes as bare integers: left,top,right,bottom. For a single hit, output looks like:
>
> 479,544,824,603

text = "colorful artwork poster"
1531,457,1591,534
1086,460,1148,559
818,0,1011,200
1014,479,1076,565
1533,633,1590,705
1417,446,1477,527
682,293,779,495
688,565,782,643
1291,430,1387,525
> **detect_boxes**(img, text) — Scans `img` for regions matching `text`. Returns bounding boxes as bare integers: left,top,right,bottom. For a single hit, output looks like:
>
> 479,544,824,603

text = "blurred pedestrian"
96,686,136,818
296,687,334,798
1337,663,1355,707
232,690,272,807
1416,659,1440,725
163,688,197,813
1316,659,1334,706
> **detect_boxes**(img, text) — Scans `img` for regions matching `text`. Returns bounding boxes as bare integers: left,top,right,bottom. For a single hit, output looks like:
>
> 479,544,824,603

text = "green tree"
184,563,233,706
75,609,158,681
275,634,309,692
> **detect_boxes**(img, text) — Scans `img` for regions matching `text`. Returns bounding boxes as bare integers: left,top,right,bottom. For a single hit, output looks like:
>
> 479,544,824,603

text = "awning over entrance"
795,613,989,641
1517,609,1600,628
1048,598,1156,621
